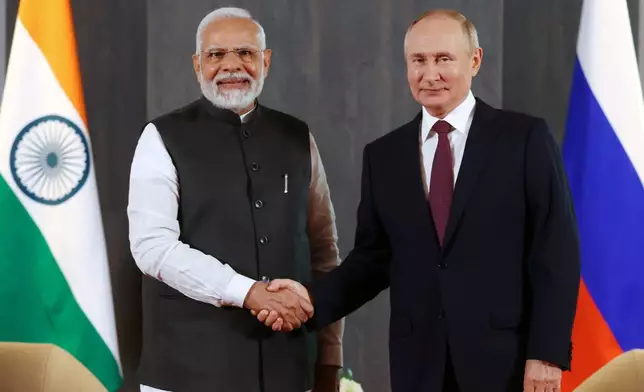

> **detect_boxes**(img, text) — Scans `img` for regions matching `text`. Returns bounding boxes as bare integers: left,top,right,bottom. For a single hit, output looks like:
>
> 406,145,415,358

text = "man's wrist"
316,364,342,370
527,359,562,369
314,364,342,386
315,364,342,379
317,343,343,368
302,281,315,305
242,281,266,310
226,273,257,308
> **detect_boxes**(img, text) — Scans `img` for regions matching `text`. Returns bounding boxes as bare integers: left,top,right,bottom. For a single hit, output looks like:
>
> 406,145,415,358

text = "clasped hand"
243,279,311,331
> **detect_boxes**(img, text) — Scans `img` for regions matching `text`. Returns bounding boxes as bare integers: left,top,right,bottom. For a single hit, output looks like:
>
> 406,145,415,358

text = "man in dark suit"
255,9,580,392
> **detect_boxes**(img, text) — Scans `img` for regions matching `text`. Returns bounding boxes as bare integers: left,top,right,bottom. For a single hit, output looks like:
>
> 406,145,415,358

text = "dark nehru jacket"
137,96,317,392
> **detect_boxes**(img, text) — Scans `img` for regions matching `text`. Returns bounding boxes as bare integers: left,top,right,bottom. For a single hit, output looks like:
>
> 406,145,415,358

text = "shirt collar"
240,104,256,123
421,90,476,142
199,96,261,126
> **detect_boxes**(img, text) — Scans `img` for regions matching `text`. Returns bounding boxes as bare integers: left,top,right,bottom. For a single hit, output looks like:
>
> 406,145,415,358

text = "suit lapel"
443,99,500,249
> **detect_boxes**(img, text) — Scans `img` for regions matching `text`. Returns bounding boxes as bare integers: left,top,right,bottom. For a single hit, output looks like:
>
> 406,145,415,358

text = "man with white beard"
127,7,344,392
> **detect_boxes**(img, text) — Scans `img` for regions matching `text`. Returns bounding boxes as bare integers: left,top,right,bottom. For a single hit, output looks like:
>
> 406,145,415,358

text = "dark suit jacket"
309,98,581,392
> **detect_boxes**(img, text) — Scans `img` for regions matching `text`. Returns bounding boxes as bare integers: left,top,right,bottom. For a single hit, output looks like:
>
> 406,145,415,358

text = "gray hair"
404,9,479,54
195,7,266,53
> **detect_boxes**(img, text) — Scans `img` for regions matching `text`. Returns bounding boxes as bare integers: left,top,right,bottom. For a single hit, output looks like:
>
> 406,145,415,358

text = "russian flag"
561,0,644,390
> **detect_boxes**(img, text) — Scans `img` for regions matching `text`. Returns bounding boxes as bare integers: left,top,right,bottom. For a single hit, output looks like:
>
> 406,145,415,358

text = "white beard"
200,67,265,112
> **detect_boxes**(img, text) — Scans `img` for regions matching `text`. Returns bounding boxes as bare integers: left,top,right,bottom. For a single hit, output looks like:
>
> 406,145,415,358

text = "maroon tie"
428,120,454,246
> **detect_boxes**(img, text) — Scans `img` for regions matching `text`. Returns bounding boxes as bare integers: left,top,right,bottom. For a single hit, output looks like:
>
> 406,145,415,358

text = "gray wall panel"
503,0,638,142
70,3,148,390
502,0,583,141
72,2,148,390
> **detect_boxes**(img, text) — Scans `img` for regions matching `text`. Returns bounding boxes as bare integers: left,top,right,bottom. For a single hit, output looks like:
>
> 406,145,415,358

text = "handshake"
243,279,312,331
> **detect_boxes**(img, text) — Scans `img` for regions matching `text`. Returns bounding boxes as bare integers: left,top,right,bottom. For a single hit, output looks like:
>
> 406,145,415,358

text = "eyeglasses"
200,48,264,64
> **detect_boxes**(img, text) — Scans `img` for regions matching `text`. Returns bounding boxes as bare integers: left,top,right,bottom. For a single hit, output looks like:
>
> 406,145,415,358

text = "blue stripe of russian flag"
563,58,644,351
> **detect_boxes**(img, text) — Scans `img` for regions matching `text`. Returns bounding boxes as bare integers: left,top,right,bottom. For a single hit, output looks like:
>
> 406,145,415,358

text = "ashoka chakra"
10,115,90,205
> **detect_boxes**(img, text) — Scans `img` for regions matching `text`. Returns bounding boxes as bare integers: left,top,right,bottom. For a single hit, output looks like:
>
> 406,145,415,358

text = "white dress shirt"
129,109,343,392
420,90,477,193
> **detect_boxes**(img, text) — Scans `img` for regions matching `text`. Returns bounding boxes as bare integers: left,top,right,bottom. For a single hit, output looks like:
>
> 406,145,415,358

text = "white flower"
339,378,364,392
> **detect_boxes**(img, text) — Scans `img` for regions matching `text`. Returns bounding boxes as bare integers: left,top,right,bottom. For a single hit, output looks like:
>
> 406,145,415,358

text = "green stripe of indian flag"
0,17,121,392
0,176,121,390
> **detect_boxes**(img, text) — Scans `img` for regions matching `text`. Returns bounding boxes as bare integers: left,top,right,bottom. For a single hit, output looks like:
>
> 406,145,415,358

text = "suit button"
251,163,260,172
254,200,264,209
259,236,269,245
438,310,445,320
242,129,250,138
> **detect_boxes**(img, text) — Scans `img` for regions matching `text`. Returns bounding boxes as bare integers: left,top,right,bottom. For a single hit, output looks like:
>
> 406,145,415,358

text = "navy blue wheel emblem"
10,115,90,205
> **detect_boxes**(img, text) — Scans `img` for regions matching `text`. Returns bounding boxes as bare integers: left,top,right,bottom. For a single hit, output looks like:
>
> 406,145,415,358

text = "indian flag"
0,0,122,391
